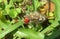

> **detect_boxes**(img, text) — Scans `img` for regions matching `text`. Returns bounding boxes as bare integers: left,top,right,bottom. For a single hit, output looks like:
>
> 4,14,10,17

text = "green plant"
0,0,60,39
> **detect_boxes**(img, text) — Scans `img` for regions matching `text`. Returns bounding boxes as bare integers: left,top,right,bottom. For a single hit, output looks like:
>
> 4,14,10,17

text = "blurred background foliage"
0,0,60,39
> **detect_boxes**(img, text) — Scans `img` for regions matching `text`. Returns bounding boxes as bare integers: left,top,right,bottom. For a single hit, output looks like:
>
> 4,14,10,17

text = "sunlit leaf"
16,8,21,13
9,9,18,18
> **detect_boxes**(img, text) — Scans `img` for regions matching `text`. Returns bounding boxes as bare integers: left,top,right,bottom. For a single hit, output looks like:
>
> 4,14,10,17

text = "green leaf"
16,8,21,13
0,20,23,39
33,0,41,11
46,27,60,39
13,28,44,39
52,0,60,20
9,9,18,18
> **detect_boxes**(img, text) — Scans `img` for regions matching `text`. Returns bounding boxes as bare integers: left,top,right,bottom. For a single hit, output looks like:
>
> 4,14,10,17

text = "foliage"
0,0,60,39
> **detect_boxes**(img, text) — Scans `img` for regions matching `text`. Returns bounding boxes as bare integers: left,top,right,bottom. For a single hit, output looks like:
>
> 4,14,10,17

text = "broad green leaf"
16,8,21,13
13,28,44,39
33,0,41,11
52,0,60,20
9,9,18,18
0,20,23,39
